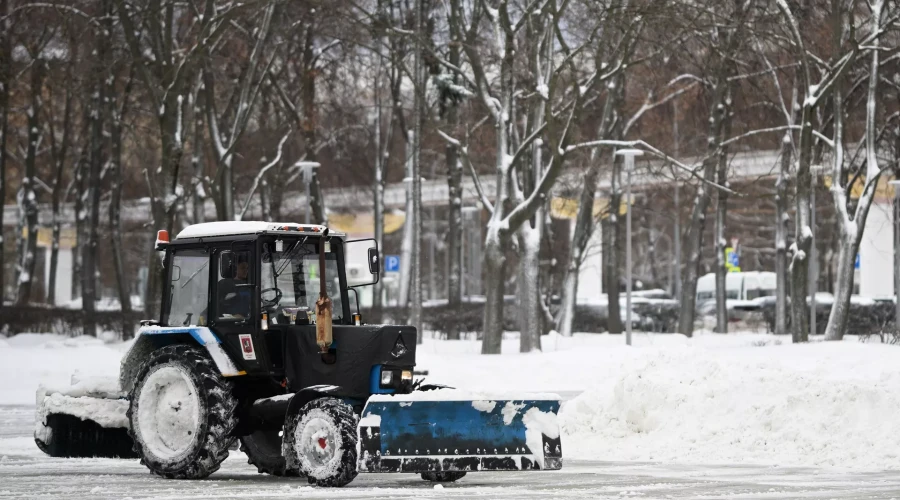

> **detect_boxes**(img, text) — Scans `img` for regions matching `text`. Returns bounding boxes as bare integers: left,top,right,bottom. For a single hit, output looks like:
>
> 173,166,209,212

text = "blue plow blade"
357,396,562,473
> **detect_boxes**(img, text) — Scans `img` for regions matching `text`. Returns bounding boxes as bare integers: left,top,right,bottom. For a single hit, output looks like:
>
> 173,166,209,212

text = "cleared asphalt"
3,405,900,499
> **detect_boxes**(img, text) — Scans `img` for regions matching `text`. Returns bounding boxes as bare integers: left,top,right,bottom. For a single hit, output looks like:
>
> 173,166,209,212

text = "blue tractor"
34,221,562,486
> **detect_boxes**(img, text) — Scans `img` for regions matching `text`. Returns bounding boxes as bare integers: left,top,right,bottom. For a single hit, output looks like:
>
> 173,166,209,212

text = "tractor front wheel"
128,344,237,479
283,398,359,487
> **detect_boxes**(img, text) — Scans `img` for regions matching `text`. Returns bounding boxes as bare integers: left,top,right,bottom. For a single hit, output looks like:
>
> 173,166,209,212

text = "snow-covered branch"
237,128,292,221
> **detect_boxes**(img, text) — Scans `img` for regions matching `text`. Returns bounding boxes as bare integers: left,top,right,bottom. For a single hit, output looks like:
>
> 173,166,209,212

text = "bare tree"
775,0,864,342
713,87,734,334
81,0,114,336
443,0,464,340
14,48,46,305
677,0,750,337
44,25,77,306
824,0,894,340
113,0,255,317
203,2,275,221
0,0,9,305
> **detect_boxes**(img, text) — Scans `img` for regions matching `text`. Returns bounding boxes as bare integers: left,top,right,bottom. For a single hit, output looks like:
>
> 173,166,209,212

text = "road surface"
2,405,900,499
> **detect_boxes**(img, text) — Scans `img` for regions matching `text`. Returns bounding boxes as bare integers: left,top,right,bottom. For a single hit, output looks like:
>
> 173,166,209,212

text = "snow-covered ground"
2,330,899,471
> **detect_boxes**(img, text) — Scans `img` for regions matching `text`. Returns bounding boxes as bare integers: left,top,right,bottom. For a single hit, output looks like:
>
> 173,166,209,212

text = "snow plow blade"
357,392,561,473
34,377,137,459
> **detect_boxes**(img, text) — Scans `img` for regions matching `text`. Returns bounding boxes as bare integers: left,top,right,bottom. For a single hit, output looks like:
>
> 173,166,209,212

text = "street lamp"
297,162,321,224
889,179,900,334
616,148,644,346
809,165,826,337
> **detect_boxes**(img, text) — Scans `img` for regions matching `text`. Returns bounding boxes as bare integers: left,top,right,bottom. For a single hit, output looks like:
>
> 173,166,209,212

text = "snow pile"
0,334,129,405
558,341,900,469
7,330,900,470
419,332,900,469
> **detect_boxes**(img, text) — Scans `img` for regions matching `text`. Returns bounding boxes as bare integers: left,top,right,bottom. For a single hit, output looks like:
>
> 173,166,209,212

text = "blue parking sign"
384,255,401,272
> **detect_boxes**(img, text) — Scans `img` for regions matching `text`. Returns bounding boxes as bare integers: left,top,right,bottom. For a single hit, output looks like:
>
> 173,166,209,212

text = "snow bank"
418,332,900,470
0,334,128,405
558,340,900,470
7,331,900,470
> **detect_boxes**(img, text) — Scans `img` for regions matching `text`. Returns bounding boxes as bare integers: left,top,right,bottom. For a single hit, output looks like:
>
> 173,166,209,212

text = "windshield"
260,239,344,323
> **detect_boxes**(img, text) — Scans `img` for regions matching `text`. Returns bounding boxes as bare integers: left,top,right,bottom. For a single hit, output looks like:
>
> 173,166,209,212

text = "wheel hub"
136,365,201,460
295,415,339,469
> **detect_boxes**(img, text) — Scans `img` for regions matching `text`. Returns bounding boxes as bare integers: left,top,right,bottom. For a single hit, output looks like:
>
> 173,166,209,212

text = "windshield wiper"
274,236,308,278
180,260,210,289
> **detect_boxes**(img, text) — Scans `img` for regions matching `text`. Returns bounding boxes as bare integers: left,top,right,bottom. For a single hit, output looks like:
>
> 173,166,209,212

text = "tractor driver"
218,252,252,318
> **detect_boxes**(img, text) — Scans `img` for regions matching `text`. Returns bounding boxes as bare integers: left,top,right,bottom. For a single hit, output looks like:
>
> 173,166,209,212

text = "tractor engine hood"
284,325,417,400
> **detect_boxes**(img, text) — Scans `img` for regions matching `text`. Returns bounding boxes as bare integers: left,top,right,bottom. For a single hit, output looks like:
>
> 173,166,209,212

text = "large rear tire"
240,429,301,477
128,344,237,479
283,398,358,487
421,471,467,482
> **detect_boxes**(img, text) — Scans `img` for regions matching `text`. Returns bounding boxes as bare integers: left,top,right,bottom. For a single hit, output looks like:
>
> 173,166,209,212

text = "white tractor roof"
175,221,335,240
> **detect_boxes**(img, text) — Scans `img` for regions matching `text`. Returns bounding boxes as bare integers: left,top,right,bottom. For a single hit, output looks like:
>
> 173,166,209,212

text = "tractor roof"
174,221,344,241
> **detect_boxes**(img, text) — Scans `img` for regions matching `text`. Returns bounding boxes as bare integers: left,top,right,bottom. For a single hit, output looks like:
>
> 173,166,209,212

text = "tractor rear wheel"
128,344,237,479
240,429,301,477
421,471,467,482
283,397,359,487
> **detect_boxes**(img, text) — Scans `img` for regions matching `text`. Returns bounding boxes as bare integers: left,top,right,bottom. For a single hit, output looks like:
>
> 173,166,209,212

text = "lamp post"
616,149,644,346
297,162,321,224
890,179,900,335
809,165,825,337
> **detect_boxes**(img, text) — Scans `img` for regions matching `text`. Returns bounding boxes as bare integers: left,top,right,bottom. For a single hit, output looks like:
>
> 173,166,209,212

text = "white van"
696,271,776,305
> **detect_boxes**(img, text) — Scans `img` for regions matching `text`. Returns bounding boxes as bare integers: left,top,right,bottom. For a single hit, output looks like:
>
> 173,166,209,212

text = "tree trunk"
191,88,206,224
444,0,463,340
47,60,74,307
677,80,729,336
109,62,134,339
557,162,601,336
714,100,732,334
82,21,109,337
145,92,186,320
825,235,856,341
481,228,508,354
0,0,9,306
399,133,414,308
301,27,327,226
824,1,881,341
15,61,44,306
605,191,623,334
774,135,791,336
516,223,542,352
373,91,386,312
790,106,815,343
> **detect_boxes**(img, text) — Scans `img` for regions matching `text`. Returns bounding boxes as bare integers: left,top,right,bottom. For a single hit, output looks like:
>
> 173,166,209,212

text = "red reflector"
157,230,169,243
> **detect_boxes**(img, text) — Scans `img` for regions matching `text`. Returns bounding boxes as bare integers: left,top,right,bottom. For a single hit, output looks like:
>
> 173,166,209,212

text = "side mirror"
367,248,380,275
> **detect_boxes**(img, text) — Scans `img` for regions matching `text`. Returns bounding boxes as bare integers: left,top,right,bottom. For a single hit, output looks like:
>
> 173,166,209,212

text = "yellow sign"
725,247,740,273
823,174,895,202
20,226,77,249
326,213,405,235
550,196,634,220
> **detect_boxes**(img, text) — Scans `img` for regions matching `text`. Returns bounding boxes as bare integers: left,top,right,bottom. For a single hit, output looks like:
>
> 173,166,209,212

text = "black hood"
285,325,417,399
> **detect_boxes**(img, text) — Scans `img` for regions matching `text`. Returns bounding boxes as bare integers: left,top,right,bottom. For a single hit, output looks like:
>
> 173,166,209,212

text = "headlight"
380,370,394,386
400,370,413,382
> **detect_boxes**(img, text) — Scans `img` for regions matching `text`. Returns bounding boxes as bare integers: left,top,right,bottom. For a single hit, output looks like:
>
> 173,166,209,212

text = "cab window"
260,239,344,323
217,250,252,319
164,249,210,327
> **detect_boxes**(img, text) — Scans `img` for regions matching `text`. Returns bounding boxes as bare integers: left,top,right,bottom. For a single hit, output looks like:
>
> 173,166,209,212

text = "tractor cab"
154,221,414,398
